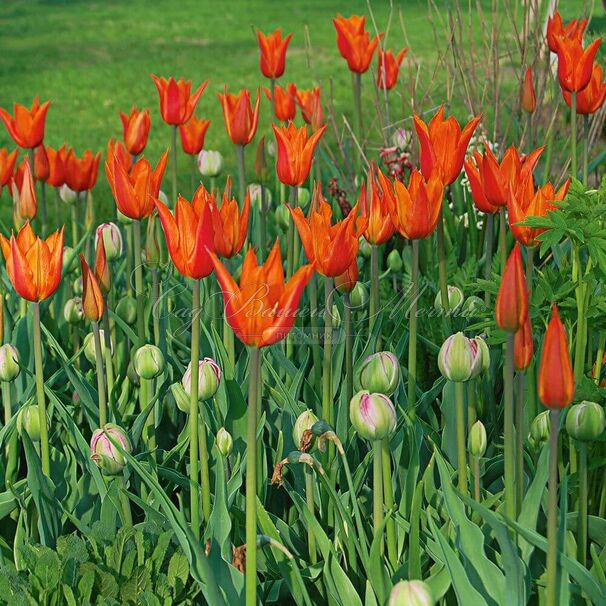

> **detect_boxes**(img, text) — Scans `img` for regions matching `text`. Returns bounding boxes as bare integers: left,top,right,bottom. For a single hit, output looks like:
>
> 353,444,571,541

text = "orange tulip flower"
257,29,293,80
389,169,444,240
151,75,208,126
34,145,49,182
0,222,64,302
210,241,314,348
64,149,102,192
563,63,606,114
179,115,211,155
120,107,151,155
464,145,543,211
45,145,66,188
12,158,37,224
296,87,324,131
0,97,51,149
272,122,327,187
554,36,602,93
538,305,574,409
495,243,528,333
377,48,407,90
106,152,168,220
358,164,396,245
210,183,251,259
264,83,297,122
0,148,18,189
155,188,215,279
81,254,105,322
514,314,534,372
107,139,133,174
290,187,365,277
521,67,537,113
414,107,481,185
218,88,261,147
546,11,586,53
508,176,570,248
94,236,111,294
333,14,382,74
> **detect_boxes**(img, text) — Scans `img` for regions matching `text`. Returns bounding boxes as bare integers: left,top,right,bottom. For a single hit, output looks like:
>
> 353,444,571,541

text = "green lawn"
0,0,598,222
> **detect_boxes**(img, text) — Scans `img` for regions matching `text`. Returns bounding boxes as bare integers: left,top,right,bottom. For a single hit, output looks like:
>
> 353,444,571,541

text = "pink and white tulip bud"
350,390,397,441
438,332,483,382
434,285,464,315
182,357,222,401
197,150,223,177
388,580,434,606
358,351,400,396
90,423,131,475
59,184,78,204
171,382,191,413
0,344,20,382
95,222,123,261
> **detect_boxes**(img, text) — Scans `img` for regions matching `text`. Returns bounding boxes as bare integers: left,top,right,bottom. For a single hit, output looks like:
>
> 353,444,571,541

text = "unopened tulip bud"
266,139,276,157
470,336,490,378
330,304,341,328
529,410,551,448
117,209,133,225
350,282,368,308
182,357,222,401
90,423,131,475
391,128,412,150
293,409,319,448
144,213,163,268
359,351,400,396
59,184,78,204
171,382,191,413
566,401,605,442
388,580,434,606
115,296,137,325
0,344,20,382
198,150,223,177
216,427,233,456
275,204,290,232
95,222,123,261
438,332,483,382
17,404,45,441
461,295,484,318
84,330,110,364
335,262,358,294
72,277,83,296
387,249,403,272
64,297,84,324
434,285,464,315
350,390,397,441
359,239,372,259
297,187,311,208
496,244,528,333
62,246,78,274
248,183,272,212
134,344,165,380
521,66,536,113
468,420,487,458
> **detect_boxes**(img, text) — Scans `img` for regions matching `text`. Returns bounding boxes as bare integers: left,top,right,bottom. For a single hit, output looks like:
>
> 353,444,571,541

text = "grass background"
0,0,600,222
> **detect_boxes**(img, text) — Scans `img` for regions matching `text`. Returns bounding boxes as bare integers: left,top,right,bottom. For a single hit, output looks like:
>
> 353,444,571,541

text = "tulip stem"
369,244,379,338
352,72,363,175
92,321,107,426
573,246,586,383
381,439,397,567
190,154,196,195
259,184,268,261
102,305,114,412
570,92,577,180
593,330,605,383
583,115,589,187
322,278,334,435
246,347,261,606
286,186,297,279
408,240,419,418
32,303,50,477
189,279,201,539
525,246,534,294
473,457,481,502
304,465,317,564
436,208,451,334
309,276,322,397
171,125,178,202
236,144,246,205
577,442,588,567
372,440,384,543
504,333,516,519
40,181,47,235
3,381,17,486
546,409,560,606
499,207,507,273
132,219,146,347
223,316,235,380
198,407,211,523
118,474,133,527
151,269,161,347
454,381,468,494
70,203,79,248
125,223,134,297
515,372,525,517
484,213,494,306
344,292,353,405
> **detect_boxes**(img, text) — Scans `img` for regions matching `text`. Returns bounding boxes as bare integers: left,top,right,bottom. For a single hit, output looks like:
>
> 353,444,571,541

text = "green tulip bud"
83,330,110,365
461,295,485,318
216,427,233,457
117,209,133,224
115,296,137,325
359,351,400,396
438,332,483,382
59,184,78,204
248,183,272,212
0,344,20,382
350,390,397,441
182,358,222,401
63,297,83,324
468,420,487,458
275,204,290,232
331,304,341,328
134,344,165,380
90,423,131,475
387,249,403,272
297,187,311,208
359,239,372,259
198,150,223,178
171,382,191,413
62,246,78,274
529,410,551,448
293,409,319,449
566,401,605,442
388,580,434,606
350,283,369,308
72,276,83,296
434,285,464,315
17,404,45,442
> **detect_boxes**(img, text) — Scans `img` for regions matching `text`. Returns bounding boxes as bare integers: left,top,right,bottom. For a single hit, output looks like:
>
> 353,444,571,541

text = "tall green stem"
93,321,107,426
381,439,397,567
546,409,560,606
369,244,379,336
304,466,317,564
309,276,322,396
436,209,451,334
39,181,47,235
133,219,145,347
189,280,201,539
118,474,133,527
151,269,161,346
573,246,586,382
171,125,178,203
577,443,588,567
3,381,17,486
408,240,419,417
582,115,589,187
70,203,79,248
322,279,334,432
504,333,516,519
454,381,467,494
236,144,246,205
570,92,577,180
259,184,268,260
286,186,297,279
352,72,363,175
344,292,353,405
198,407,211,522
593,330,605,383
484,213,494,306
140,377,155,455
372,440,383,540
125,223,134,296
499,207,507,273
515,372,525,516
33,303,50,476
223,316,235,379
473,457,481,502
102,305,114,410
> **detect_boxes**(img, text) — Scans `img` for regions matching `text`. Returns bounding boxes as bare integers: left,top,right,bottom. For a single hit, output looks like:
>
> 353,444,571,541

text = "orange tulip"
210,182,251,258
106,152,168,220
94,236,111,294
81,254,105,322
120,107,151,155
107,139,133,174
546,11,586,53
272,122,327,187
218,87,261,146
521,67,536,113
377,48,407,90
495,243,528,333
0,97,51,149
257,29,293,79
358,164,396,245
296,87,324,131
538,305,574,409
12,158,37,224
563,63,606,114
333,14,382,74
335,260,358,293
0,148,18,189
33,145,49,181
414,107,481,185
554,36,602,93
155,188,215,279
45,145,66,188
0,222,64,302
389,169,444,240
64,149,101,192
179,115,211,155
151,75,208,126
508,175,570,248
464,145,543,211
264,83,297,122
210,241,314,348
514,314,534,372
290,186,365,277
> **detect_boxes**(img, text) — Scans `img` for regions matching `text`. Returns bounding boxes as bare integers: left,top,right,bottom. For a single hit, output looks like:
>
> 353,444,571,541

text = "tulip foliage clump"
2,5,606,606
